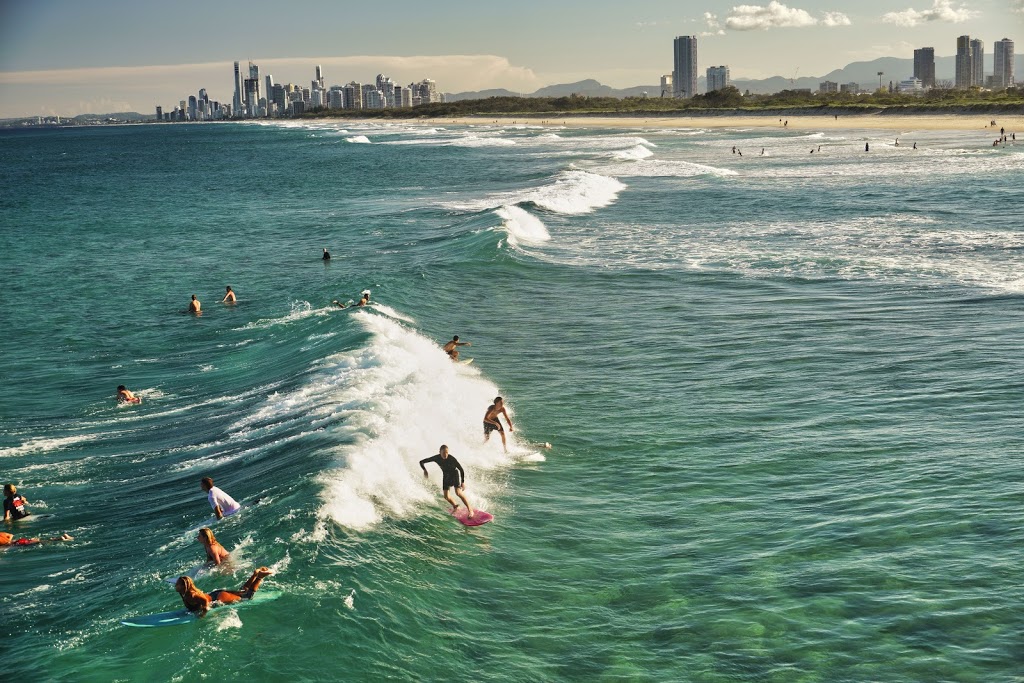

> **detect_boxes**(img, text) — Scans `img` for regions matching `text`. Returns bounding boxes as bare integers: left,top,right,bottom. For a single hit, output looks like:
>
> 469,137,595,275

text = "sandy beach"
427,114,1024,132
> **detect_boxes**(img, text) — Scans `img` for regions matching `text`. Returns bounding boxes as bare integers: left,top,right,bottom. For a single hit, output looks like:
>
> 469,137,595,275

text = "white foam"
346,135,371,144
612,144,655,161
449,135,516,147
526,170,626,214
0,434,98,458
240,301,329,330
598,159,738,178
370,303,415,323
495,205,551,245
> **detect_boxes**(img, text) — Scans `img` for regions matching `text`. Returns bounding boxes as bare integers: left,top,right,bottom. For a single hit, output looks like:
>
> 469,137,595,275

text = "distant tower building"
706,66,730,92
839,82,860,93
265,74,274,107
344,82,363,109
328,86,345,109
155,105,163,121
672,36,698,98
315,65,324,90
233,61,243,115
970,39,984,87
955,35,973,89
913,47,935,89
994,38,1015,89
660,74,673,98
818,80,838,93
188,95,198,121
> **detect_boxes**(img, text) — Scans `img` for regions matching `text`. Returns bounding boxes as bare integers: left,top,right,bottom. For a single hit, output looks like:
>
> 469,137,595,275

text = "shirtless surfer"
189,294,202,315
117,385,141,404
419,445,474,517
443,335,471,361
221,286,236,303
355,290,370,307
483,397,513,452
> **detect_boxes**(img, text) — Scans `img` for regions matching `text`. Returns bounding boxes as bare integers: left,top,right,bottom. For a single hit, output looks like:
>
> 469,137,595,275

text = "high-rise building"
706,66,730,92
913,47,935,88
818,80,838,93
839,82,860,93
328,86,345,109
673,36,698,98
265,74,274,105
248,61,261,101
971,39,984,87
955,35,973,89
155,105,163,121
994,38,1015,89
188,95,198,121
233,61,243,115
343,82,363,109
315,65,324,90
660,74,672,98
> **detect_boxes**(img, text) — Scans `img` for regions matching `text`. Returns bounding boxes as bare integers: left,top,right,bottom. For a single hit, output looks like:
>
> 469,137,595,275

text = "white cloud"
725,2,850,30
700,12,727,36
881,0,976,27
1010,0,1024,12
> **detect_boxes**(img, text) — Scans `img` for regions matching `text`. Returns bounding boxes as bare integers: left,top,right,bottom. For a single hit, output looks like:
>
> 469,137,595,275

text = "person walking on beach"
443,335,471,361
221,286,236,304
484,397,513,452
189,294,201,315
3,484,30,521
322,248,331,261
419,445,474,517
197,527,230,565
200,477,241,520
117,385,141,404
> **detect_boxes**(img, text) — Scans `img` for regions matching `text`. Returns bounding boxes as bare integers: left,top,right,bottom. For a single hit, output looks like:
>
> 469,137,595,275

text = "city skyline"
1,0,1021,118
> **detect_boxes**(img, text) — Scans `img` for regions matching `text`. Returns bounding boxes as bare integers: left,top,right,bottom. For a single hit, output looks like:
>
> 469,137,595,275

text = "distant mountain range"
446,55,1024,100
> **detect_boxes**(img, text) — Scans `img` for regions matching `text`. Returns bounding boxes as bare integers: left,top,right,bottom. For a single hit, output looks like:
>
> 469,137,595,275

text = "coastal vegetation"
303,86,1024,119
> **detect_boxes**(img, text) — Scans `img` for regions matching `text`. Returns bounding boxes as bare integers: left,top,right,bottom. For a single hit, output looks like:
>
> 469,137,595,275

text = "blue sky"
0,0,1019,117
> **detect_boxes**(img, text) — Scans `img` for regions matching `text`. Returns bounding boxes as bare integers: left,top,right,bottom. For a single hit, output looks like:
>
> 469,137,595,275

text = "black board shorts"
484,420,503,435
442,474,461,491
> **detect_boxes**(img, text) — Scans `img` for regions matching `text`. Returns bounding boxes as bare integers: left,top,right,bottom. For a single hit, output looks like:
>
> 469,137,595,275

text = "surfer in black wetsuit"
322,248,331,261
419,445,474,517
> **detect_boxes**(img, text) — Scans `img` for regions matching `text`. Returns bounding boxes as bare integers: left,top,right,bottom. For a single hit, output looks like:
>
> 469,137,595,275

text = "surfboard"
451,508,493,527
459,358,474,365
120,589,282,628
11,513,55,523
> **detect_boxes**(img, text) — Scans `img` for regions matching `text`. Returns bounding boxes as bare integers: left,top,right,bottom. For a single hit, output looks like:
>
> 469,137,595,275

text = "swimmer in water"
116,385,141,404
175,567,274,617
189,294,201,315
419,445,474,517
221,286,236,304
443,335,471,361
323,248,331,261
0,532,73,547
197,527,230,566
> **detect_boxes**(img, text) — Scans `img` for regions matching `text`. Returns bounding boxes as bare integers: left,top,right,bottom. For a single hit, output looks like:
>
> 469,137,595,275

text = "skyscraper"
233,61,243,114
913,47,935,89
994,38,1015,89
955,35,973,89
706,66,730,92
673,36,698,98
315,65,324,90
970,39,984,87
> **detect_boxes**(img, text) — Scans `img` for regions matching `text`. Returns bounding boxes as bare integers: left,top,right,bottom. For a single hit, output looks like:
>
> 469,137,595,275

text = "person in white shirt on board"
200,477,241,520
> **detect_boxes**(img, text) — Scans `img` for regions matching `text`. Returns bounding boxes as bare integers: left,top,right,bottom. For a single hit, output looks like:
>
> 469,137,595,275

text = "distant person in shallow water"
322,248,331,261
221,286,236,303
419,445,474,517
484,397,513,452
4,484,30,520
200,477,241,520
175,567,273,617
117,385,141,404
0,532,73,547
198,527,230,565
443,335,471,361
189,294,201,315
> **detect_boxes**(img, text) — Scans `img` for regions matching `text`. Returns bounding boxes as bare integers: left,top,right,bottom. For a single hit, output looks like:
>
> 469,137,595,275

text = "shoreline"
418,113,1024,132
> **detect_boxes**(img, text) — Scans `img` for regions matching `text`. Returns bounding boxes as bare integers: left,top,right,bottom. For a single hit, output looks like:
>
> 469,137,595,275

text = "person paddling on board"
221,286,236,304
419,445,474,518
443,335,471,361
198,527,230,566
175,567,273,617
3,484,30,521
1,531,73,547
355,290,370,307
483,397,513,452
189,294,202,315
200,477,241,520
116,385,141,404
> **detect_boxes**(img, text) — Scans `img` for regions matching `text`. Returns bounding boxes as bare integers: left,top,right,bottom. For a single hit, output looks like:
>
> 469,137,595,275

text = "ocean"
1,118,1023,681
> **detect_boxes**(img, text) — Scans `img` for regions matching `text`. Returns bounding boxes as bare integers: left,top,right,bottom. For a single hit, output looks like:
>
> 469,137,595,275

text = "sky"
0,0,1021,118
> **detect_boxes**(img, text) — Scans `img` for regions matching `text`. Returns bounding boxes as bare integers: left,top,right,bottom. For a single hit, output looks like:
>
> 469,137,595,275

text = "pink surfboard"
451,508,493,526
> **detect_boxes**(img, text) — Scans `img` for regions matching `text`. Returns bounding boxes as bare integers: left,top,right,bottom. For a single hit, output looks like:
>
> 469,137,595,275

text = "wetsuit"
419,454,465,491
4,494,29,520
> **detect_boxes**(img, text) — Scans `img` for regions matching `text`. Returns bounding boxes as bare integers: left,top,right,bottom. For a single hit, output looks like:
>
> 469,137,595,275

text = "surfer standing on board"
484,397,513,452
420,445,474,518
443,335,471,361
200,477,241,520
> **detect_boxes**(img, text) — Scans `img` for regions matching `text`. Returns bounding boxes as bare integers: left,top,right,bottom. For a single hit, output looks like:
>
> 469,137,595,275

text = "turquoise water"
2,120,1023,681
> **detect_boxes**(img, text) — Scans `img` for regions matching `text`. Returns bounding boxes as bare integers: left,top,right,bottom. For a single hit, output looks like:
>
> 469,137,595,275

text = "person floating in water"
1,531,73,547
221,286,236,304
117,385,141,404
355,290,370,307
198,527,230,566
322,248,331,261
200,477,241,520
4,484,30,521
443,335,471,361
189,294,201,315
419,445,474,517
175,567,274,617
483,397,513,452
